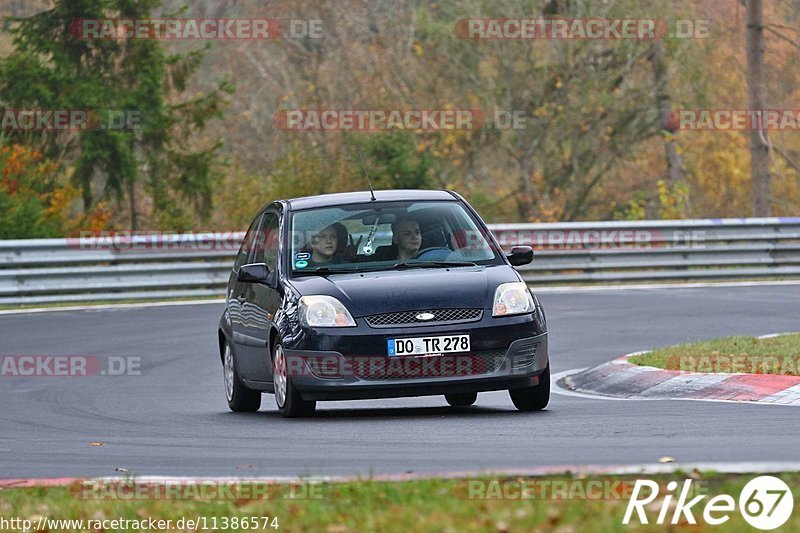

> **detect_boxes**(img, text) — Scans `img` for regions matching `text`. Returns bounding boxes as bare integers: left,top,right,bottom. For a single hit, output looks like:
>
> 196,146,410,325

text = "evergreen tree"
0,0,233,229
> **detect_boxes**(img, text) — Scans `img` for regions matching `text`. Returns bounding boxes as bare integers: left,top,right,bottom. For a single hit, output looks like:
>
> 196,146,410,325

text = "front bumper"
282,312,548,401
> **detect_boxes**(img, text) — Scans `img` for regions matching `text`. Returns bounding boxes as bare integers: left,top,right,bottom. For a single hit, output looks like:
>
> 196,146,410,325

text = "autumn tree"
744,0,771,216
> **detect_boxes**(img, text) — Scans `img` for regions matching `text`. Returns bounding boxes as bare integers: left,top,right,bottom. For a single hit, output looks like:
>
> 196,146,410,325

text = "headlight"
492,282,534,317
299,295,356,327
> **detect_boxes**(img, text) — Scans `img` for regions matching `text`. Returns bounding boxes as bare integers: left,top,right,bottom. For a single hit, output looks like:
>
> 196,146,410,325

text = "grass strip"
1,472,799,532
629,334,800,375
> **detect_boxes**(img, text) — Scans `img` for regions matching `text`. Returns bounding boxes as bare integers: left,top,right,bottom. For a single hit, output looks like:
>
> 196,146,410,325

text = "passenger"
305,223,347,266
375,217,421,261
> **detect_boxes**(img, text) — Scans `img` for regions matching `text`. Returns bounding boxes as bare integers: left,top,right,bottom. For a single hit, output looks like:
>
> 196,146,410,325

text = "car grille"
365,308,483,328
344,351,506,380
511,341,539,369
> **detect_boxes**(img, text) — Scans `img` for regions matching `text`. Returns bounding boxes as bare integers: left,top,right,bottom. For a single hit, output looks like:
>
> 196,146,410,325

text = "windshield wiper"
294,266,357,276
391,261,477,270
296,261,478,275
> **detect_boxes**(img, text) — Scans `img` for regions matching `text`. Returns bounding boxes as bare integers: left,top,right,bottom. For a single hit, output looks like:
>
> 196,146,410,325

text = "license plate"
387,335,470,356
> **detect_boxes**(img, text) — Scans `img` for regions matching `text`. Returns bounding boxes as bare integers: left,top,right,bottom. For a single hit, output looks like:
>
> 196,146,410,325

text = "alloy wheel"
223,343,235,402
273,344,288,407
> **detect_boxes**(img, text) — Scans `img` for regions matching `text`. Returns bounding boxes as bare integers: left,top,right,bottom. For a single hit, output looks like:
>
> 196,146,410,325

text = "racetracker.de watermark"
69,18,322,40
0,109,142,131
75,480,323,500
457,479,708,500
675,110,800,131
70,231,245,252
286,353,545,380
667,355,800,375
455,18,710,40
493,228,706,249
1,356,142,377
274,109,484,131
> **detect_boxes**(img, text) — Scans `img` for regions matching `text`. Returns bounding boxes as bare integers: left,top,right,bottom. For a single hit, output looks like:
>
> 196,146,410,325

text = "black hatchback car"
218,189,549,417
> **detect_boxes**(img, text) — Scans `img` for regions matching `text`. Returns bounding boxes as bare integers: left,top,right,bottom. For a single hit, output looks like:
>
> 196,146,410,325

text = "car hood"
286,265,521,317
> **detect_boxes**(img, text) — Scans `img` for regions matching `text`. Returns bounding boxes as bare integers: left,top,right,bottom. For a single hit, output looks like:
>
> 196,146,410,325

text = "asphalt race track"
2,284,799,479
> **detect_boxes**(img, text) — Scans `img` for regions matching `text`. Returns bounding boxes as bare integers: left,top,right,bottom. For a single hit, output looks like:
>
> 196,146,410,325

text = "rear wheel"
445,392,477,407
223,340,261,412
509,364,550,411
273,342,316,418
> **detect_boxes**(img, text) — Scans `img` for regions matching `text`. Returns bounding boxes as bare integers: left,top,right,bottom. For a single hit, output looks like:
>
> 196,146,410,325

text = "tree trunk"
745,0,771,216
128,179,137,231
515,154,536,221
652,40,683,186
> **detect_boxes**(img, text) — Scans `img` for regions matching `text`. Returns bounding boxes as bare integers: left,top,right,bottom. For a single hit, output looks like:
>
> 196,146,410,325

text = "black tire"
445,392,477,407
509,364,550,411
272,342,316,418
223,340,261,412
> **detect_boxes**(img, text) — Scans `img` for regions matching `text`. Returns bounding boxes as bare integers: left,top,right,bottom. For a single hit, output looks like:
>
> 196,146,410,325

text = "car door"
228,212,264,378
237,210,282,382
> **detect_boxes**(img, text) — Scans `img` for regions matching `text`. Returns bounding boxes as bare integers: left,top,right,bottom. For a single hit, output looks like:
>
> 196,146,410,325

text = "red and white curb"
557,340,800,406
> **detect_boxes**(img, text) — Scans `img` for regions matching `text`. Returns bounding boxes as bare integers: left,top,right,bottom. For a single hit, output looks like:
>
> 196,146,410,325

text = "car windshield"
289,200,500,274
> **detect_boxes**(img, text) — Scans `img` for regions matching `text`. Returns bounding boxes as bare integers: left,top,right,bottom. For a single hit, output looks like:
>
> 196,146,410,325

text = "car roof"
285,189,457,210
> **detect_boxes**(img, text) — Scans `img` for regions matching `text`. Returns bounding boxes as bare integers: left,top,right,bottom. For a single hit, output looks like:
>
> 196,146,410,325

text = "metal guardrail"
0,218,799,305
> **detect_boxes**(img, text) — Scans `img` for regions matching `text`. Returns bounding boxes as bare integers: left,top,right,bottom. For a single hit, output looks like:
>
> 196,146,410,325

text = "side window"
234,214,263,271
253,212,280,272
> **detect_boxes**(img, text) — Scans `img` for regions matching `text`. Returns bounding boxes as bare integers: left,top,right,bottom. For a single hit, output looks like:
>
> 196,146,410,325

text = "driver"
391,216,421,260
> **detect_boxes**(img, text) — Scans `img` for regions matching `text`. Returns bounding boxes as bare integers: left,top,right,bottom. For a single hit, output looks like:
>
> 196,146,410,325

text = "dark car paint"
286,265,520,318
218,189,548,398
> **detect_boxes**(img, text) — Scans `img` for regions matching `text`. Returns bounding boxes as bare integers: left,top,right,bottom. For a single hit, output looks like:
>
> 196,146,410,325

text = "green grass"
629,334,800,375
1,473,799,532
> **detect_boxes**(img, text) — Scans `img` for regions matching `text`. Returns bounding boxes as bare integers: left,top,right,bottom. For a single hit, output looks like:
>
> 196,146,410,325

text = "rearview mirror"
506,246,534,266
361,213,396,225
237,263,269,283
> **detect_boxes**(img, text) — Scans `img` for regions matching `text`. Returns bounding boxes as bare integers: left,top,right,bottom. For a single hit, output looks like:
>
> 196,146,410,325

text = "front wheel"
273,342,316,418
509,364,550,411
223,340,261,412
445,392,477,407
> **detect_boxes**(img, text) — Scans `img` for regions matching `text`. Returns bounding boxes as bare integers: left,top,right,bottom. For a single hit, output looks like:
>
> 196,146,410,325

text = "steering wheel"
412,247,452,260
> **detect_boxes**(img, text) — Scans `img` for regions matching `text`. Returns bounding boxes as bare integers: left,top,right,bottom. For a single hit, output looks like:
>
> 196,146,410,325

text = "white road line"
0,299,225,316
757,332,795,339
92,475,335,484
532,280,800,293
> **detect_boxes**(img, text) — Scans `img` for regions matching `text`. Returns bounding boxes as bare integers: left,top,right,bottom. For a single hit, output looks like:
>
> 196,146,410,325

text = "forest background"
0,0,797,238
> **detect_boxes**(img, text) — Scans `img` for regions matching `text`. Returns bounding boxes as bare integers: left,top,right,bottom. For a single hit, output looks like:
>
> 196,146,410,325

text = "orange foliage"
0,144,113,237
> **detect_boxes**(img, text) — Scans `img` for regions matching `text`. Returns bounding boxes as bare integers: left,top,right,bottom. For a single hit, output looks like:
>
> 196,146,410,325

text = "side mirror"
507,246,534,266
237,263,269,283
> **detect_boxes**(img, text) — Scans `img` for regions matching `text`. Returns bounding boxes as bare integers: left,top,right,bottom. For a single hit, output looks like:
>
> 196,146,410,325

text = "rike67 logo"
623,476,793,530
